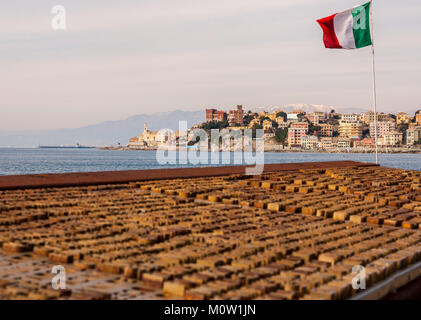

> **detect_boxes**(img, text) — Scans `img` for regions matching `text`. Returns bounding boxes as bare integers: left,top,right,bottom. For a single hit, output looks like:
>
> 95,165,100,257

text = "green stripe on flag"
352,2,372,48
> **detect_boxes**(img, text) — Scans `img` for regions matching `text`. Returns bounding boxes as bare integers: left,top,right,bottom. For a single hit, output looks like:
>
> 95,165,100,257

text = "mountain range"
0,110,204,148
252,104,369,115
0,104,375,147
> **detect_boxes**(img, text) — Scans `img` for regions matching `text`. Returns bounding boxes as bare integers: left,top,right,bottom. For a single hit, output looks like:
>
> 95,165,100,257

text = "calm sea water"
0,148,419,176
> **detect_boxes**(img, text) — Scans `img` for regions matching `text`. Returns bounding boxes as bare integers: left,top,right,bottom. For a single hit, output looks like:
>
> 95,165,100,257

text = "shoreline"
1,147,419,154
100,146,421,154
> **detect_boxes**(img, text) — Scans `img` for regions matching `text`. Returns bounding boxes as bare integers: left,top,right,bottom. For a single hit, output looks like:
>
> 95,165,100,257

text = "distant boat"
37,143,95,149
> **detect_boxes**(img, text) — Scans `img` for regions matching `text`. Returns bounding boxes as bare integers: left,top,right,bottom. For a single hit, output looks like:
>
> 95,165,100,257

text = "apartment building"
287,113,299,121
206,109,227,122
396,112,409,125
363,111,392,124
319,137,334,150
128,123,175,148
301,135,319,150
288,123,309,147
341,114,359,122
406,127,421,145
262,120,273,130
354,137,375,148
228,105,244,125
206,105,244,124
313,111,326,120
318,124,334,137
370,121,396,138
306,112,325,125
337,138,352,149
382,132,403,146
339,120,363,138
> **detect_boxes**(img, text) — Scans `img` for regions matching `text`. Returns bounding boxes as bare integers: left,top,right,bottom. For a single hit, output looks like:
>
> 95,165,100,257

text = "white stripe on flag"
334,9,356,49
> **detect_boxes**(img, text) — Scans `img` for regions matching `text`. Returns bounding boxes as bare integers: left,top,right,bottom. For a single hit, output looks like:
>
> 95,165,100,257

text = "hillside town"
127,105,421,153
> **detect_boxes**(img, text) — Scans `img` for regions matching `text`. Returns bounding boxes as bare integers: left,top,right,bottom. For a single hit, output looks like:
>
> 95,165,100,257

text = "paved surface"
0,162,420,300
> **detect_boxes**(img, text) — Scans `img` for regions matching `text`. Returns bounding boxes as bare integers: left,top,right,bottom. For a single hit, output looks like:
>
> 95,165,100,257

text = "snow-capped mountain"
251,104,369,114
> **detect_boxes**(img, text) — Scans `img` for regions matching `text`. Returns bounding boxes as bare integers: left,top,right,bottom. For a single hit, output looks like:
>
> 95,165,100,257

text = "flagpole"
370,0,379,164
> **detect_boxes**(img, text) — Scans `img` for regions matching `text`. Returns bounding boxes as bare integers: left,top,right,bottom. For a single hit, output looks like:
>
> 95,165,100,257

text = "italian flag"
317,2,372,49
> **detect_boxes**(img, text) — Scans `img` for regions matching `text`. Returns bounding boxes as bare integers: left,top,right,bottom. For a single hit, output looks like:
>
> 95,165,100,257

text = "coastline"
99,146,421,154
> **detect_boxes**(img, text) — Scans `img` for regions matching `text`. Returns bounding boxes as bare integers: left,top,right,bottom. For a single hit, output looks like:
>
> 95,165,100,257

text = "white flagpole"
370,0,379,164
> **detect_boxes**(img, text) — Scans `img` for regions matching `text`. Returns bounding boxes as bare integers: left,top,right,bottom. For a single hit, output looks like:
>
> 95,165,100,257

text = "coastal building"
313,111,326,120
319,137,334,150
228,105,244,125
363,111,375,124
301,135,319,150
396,112,409,125
288,123,309,147
206,105,244,124
339,121,363,139
306,113,321,125
287,113,299,121
353,137,375,149
127,137,147,149
337,137,352,149
140,123,159,142
318,124,334,137
341,114,359,122
127,123,176,149
382,132,403,146
206,109,215,122
406,127,421,145
262,120,273,130
363,111,391,124
156,129,174,144
206,109,227,122
370,121,396,138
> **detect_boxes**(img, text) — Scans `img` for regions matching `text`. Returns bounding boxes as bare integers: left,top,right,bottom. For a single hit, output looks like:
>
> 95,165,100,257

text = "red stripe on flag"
317,14,342,49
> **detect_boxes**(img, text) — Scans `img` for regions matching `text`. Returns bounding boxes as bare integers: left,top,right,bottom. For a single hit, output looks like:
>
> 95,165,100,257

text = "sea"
0,148,419,176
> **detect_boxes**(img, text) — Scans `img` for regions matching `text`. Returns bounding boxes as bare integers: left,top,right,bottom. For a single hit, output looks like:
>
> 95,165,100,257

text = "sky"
1,0,420,131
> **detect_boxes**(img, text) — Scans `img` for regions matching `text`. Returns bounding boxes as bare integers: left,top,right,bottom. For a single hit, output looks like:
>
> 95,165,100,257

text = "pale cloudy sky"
1,0,420,131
